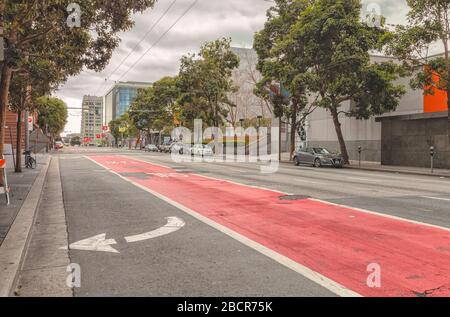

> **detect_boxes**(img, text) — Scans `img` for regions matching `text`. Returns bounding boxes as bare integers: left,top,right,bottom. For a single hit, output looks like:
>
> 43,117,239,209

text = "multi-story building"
226,49,449,168
80,96,103,146
103,81,152,126
306,54,450,168
230,47,272,122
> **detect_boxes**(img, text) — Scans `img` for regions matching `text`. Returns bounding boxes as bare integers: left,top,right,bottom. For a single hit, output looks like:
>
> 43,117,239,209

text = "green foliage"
0,0,157,153
35,97,68,136
177,37,240,127
128,76,178,133
255,0,406,162
70,136,81,146
2,1,156,74
109,113,138,144
387,0,450,94
254,0,312,118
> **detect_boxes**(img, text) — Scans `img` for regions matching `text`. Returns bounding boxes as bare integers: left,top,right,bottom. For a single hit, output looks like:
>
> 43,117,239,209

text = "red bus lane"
89,155,450,297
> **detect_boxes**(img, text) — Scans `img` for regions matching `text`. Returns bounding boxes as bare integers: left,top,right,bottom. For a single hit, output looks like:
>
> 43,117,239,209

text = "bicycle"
24,150,36,169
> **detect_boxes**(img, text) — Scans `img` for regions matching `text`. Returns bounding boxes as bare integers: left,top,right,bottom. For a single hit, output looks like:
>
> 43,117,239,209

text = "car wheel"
314,158,322,168
294,156,300,166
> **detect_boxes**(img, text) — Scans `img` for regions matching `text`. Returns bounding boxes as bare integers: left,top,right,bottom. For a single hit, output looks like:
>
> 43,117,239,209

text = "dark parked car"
294,147,344,168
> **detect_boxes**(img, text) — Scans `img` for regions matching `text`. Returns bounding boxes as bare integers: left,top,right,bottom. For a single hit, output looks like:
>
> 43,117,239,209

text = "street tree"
275,0,405,164
35,97,68,149
177,38,240,128
108,118,124,147
70,136,81,146
0,0,156,157
8,76,34,172
254,0,313,159
8,56,60,172
129,76,178,145
386,0,450,147
109,113,138,149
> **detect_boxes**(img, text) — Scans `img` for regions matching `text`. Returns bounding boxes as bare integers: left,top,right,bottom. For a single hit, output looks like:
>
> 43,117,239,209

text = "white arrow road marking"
60,217,185,253
125,217,186,243
60,233,119,253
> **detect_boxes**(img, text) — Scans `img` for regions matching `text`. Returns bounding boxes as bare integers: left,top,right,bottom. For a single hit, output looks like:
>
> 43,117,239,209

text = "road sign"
28,116,34,131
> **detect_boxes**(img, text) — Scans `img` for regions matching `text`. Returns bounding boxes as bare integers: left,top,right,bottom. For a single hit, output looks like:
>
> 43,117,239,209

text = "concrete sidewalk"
0,155,50,296
13,157,71,297
280,152,450,177
0,155,48,246
347,160,450,178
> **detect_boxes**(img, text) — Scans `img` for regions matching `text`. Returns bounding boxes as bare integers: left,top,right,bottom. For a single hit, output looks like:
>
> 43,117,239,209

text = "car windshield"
314,148,331,155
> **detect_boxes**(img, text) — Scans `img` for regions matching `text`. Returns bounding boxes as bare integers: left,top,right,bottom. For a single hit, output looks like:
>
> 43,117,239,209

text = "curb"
0,156,52,297
345,165,449,178
280,159,449,178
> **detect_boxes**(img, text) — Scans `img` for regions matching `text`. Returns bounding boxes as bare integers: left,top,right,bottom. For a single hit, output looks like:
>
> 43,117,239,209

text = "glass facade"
116,87,139,118
104,82,152,125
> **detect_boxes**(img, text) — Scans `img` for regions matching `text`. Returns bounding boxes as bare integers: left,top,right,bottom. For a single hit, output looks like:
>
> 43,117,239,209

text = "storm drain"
279,195,310,201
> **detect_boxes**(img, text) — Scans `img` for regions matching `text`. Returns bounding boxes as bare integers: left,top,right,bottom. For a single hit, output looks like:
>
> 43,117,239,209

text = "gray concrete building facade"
80,96,103,146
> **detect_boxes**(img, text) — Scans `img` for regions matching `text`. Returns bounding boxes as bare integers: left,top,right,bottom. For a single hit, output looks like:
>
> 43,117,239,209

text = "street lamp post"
257,115,263,160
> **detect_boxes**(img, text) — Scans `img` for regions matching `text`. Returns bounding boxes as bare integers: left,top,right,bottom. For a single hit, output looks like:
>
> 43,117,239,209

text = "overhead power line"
116,0,199,83
94,0,179,95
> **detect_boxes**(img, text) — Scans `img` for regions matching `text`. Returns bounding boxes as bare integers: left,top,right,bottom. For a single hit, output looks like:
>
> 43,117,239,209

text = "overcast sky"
57,0,410,135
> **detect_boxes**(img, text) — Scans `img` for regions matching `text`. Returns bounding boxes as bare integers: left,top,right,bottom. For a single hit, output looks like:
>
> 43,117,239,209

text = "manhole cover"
279,195,310,201
119,172,151,180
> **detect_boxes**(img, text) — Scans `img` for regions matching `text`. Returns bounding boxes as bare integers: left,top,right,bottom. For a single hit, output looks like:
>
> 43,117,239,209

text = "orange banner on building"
424,72,448,113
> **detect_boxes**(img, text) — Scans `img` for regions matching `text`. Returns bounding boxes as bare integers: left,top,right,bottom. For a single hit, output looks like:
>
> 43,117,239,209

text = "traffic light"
430,146,435,157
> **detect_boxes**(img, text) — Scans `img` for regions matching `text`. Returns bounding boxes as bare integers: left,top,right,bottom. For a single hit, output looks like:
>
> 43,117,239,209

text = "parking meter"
358,146,362,168
430,146,435,173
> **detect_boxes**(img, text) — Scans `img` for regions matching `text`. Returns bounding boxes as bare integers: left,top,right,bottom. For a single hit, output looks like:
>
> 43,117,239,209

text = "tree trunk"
0,65,12,159
15,110,22,173
0,65,12,185
330,107,350,165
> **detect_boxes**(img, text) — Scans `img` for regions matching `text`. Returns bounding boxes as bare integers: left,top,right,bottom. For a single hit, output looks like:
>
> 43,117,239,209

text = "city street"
12,147,450,297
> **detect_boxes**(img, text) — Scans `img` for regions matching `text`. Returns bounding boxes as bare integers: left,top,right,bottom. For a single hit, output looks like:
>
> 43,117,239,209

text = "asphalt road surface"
57,148,450,297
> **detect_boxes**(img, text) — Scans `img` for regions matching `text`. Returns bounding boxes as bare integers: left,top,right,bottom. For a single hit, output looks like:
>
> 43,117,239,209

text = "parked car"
294,147,344,168
145,144,159,152
55,141,64,150
170,142,185,154
190,144,213,157
159,143,172,153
